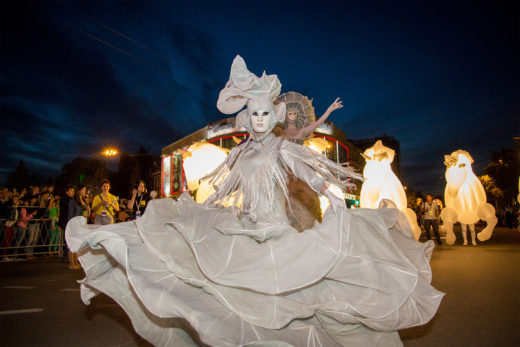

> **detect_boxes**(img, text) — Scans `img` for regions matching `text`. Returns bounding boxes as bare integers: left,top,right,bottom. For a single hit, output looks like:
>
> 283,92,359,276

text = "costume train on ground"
67,55,443,346
440,150,497,245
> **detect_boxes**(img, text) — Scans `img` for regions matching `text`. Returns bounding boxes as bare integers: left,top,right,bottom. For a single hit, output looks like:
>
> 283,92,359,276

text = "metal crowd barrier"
0,217,64,260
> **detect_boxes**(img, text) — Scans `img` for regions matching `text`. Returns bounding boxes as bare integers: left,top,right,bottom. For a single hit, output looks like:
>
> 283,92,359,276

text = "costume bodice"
205,133,359,230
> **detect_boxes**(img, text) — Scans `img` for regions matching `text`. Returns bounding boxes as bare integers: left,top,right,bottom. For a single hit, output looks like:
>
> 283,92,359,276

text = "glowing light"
103,148,118,157
441,150,497,244
181,142,229,202
360,140,421,240
304,137,329,153
517,176,520,204
360,141,405,209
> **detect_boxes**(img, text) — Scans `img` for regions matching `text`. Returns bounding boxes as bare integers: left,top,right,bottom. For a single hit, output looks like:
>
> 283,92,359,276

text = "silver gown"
67,134,443,346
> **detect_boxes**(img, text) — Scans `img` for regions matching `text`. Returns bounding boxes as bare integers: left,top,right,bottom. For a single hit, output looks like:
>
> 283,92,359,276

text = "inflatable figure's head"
217,55,285,140
444,150,474,196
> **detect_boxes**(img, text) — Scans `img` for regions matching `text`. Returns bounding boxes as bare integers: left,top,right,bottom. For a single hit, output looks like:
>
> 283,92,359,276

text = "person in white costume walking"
67,55,443,347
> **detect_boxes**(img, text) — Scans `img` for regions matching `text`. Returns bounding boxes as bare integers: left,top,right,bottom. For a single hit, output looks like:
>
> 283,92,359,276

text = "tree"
478,174,504,207
6,160,29,190
112,152,141,198
111,148,160,198
56,157,110,195
484,146,520,207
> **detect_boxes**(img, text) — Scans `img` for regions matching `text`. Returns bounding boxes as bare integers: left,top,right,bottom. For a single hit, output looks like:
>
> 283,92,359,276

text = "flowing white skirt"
66,193,443,346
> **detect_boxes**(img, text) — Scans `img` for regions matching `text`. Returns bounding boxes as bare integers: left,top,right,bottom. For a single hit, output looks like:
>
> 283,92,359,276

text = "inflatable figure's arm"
477,203,497,241
299,98,342,138
440,207,458,245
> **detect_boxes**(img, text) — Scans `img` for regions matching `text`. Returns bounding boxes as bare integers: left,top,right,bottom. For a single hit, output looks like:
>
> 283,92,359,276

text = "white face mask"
250,109,272,134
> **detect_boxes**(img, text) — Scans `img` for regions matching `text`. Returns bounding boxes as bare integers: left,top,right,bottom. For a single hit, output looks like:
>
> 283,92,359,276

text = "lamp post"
102,148,118,157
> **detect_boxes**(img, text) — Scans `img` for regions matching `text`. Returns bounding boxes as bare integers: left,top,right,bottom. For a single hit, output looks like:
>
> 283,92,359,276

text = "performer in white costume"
275,91,342,144
67,56,443,346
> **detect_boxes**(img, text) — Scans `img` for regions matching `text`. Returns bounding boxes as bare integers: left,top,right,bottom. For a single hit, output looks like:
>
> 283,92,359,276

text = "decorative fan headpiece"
275,91,316,132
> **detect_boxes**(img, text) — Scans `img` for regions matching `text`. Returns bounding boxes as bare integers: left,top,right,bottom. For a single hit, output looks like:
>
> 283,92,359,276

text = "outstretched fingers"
331,97,343,110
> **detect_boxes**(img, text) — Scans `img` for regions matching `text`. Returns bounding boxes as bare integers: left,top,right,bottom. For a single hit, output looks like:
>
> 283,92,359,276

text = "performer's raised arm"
298,97,342,138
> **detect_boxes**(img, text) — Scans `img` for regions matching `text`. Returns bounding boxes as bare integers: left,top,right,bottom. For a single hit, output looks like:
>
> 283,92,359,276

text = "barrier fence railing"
0,218,64,260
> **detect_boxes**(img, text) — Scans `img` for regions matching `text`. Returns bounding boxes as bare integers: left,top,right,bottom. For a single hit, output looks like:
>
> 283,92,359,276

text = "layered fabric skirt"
66,193,443,346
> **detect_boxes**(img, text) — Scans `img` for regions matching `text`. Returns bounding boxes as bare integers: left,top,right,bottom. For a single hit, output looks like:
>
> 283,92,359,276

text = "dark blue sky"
1,1,518,194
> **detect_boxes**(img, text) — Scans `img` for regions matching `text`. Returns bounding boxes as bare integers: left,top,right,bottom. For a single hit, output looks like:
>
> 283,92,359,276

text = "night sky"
1,1,518,195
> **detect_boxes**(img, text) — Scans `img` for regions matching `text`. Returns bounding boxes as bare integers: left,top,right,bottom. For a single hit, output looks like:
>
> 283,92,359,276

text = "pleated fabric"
66,194,443,346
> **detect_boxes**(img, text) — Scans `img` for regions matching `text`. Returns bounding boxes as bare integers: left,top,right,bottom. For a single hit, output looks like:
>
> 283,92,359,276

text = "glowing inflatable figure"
360,140,421,240
517,176,520,204
304,137,329,154
181,142,229,203
440,150,497,245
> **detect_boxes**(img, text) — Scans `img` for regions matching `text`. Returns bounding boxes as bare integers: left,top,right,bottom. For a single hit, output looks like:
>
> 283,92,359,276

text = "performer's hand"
132,189,137,197
327,97,343,113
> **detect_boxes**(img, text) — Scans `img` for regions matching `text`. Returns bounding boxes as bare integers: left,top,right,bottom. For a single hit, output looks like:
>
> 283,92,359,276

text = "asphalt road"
1,227,519,346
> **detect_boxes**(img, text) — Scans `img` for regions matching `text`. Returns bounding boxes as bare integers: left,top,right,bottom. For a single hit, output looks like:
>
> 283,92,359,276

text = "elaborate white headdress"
217,55,286,138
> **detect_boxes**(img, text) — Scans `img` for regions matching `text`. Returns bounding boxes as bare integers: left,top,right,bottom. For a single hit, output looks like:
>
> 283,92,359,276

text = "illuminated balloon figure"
181,142,229,203
517,176,520,204
440,150,497,245
360,140,421,240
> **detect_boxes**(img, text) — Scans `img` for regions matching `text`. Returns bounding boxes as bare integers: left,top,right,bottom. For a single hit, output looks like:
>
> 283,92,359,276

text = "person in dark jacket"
67,185,88,269
58,186,75,263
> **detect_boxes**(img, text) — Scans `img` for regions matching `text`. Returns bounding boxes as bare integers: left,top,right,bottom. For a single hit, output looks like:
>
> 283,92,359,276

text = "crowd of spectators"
0,180,153,265
3,181,517,260
0,185,59,261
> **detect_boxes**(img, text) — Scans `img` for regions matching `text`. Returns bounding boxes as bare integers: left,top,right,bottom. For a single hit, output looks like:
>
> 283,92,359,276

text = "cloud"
0,2,202,182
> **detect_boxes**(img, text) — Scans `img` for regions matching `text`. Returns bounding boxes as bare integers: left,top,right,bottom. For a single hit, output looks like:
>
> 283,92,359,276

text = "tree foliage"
6,160,29,190
56,157,109,196
484,146,519,207
478,174,504,207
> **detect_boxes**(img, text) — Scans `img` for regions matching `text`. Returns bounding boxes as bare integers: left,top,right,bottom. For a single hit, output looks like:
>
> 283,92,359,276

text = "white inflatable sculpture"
517,176,520,204
181,142,229,203
440,150,497,245
360,140,421,240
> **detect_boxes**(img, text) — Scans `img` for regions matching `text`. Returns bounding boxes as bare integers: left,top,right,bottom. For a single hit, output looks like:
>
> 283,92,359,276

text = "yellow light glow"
182,142,229,193
442,149,497,243
444,152,487,224
360,140,421,240
304,137,329,153
103,148,118,157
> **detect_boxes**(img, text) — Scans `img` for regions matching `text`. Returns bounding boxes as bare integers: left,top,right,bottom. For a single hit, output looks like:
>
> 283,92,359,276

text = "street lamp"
103,148,118,157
